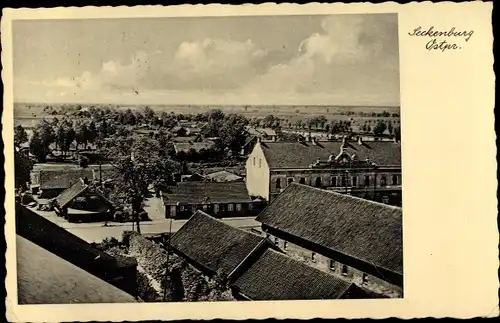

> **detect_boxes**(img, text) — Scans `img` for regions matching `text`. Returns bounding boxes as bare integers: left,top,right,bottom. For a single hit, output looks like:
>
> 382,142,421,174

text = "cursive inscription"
408,26,474,52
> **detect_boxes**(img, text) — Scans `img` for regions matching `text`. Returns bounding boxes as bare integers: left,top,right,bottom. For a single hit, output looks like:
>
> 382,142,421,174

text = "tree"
262,114,276,128
394,126,401,141
373,121,387,137
218,113,249,157
142,106,156,125
14,125,28,148
102,136,180,233
30,120,55,162
87,120,98,145
15,149,33,191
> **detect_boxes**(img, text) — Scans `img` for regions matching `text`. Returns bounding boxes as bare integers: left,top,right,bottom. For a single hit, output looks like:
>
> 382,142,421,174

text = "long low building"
161,181,264,219
255,183,403,298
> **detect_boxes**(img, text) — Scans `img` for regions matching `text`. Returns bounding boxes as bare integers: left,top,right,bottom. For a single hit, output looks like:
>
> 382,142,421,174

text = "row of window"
177,203,248,213
270,235,369,284
275,174,399,189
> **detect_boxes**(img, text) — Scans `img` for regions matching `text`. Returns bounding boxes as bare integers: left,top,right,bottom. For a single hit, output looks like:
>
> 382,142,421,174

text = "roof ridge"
290,183,402,211
189,210,264,239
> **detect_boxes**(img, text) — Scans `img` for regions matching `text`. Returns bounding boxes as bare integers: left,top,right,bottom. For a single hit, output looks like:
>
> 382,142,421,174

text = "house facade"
161,182,264,219
255,184,403,298
246,136,402,206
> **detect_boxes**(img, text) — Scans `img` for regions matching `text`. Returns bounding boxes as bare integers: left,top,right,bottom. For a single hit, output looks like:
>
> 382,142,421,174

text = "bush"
137,271,161,302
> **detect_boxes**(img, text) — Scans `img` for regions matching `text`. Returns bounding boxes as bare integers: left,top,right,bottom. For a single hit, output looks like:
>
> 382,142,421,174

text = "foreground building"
170,210,371,300
161,182,264,219
255,183,403,298
245,136,401,205
16,203,138,300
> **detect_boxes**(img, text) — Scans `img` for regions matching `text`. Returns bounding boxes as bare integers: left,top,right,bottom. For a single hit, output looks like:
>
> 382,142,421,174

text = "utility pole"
162,215,174,302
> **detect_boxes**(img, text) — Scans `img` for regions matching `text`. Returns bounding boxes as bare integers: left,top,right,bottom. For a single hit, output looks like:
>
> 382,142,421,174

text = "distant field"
14,102,400,128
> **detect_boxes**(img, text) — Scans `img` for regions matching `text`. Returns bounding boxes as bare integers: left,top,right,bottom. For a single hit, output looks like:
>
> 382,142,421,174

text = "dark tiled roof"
162,181,251,205
259,140,401,168
55,178,88,208
256,184,403,275
233,249,353,300
39,169,94,190
170,210,265,276
17,236,137,304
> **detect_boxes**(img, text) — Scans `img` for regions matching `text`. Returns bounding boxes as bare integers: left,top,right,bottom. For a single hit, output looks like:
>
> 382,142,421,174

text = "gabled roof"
55,178,88,208
55,178,112,209
256,184,403,275
205,170,243,182
162,181,251,205
17,235,137,304
39,168,94,190
170,210,266,276
258,140,401,168
232,249,354,300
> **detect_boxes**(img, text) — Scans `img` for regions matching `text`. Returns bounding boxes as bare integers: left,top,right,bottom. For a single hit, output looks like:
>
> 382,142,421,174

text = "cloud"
243,14,399,101
23,15,399,105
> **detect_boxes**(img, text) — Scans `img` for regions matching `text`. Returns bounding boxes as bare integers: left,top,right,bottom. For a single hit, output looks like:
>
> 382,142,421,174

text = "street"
29,206,261,243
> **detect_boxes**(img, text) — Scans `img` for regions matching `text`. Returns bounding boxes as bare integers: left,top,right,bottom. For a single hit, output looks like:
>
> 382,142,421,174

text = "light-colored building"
245,136,402,205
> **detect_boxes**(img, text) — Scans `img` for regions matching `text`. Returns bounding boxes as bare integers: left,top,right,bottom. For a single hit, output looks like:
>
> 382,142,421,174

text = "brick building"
161,182,264,219
245,136,401,205
255,183,403,298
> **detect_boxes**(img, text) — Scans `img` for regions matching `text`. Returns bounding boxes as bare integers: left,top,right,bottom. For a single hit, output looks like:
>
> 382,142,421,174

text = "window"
179,205,185,212
259,159,262,168
276,178,281,190
287,178,294,185
331,176,337,187
342,265,348,276
311,252,316,262
364,175,370,187
392,175,398,185
352,176,358,187
236,203,242,211
274,237,279,246
299,177,306,184
315,177,321,187
341,176,346,187
228,203,234,212
380,175,387,187
202,204,208,211
283,241,288,250
213,204,219,214
362,273,369,284
248,203,253,211
329,260,335,270
253,157,256,166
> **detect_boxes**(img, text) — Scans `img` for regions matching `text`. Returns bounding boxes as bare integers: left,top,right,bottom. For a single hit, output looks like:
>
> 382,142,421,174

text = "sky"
13,14,400,106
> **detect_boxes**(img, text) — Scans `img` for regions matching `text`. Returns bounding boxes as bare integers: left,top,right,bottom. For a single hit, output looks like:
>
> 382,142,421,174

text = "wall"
245,143,270,200
268,168,402,205
265,231,403,298
164,201,264,219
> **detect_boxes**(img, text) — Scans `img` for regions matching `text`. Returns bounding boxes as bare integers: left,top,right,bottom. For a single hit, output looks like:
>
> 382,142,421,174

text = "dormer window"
380,176,387,187
331,176,337,187
392,175,398,185
276,178,281,190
